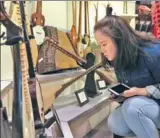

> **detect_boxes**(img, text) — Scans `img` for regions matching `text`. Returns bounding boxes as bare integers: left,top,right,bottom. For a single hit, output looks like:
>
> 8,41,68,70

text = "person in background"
94,15,160,138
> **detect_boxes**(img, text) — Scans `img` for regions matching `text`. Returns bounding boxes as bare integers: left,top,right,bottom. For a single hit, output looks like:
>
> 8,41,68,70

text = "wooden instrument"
42,58,102,111
81,1,92,58
37,26,57,74
31,1,45,46
45,37,113,85
31,1,45,27
18,1,44,129
0,1,36,137
37,26,78,74
94,1,99,24
70,0,77,49
77,1,85,57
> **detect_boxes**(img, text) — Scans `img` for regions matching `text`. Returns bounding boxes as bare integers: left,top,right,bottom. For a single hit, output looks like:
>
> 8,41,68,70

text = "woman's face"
95,31,117,61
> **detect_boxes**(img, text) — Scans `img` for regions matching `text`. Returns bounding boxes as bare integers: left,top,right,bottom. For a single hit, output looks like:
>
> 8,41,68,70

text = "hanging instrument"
31,1,45,46
31,1,45,27
70,0,77,50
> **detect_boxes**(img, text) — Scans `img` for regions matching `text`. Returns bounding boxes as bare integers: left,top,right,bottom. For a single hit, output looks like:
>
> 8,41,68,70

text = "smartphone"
108,83,130,96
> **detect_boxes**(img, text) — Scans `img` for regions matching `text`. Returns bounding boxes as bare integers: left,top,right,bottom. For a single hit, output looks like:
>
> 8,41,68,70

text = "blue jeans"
107,96,160,138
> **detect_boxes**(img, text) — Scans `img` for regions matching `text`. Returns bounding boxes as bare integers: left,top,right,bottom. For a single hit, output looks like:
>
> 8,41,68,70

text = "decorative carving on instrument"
45,37,113,85
37,26,57,74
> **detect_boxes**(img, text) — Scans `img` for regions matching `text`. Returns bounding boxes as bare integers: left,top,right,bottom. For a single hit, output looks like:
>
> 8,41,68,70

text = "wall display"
96,79,108,90
75,89,89,107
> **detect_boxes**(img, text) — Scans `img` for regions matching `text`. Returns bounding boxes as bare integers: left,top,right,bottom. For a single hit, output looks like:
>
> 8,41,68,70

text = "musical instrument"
37,26,57,74
77,1,84,57
31,1,45,27
31,1,45,46
70,1,77,49
42,60,102,112
81,1,92,58
0,1,36,137
94,1,99,24
18,1,44,128
45,37,113,85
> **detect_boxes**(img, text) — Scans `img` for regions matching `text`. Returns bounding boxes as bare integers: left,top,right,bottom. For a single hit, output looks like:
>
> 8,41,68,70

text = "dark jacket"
115,43,160,104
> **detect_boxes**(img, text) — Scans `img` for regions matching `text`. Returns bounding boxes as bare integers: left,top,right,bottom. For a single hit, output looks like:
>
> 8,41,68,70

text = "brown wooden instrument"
31,1,45,27
70,1,77,49
45,37,114,85
42,58,102,112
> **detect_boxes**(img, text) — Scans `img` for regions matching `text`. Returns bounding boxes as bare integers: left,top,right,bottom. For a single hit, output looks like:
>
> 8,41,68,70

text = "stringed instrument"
70,0,77,50
45,37,114,85
31,1,45,46
31,1,45,27
37,26,57,74
81,1,92,58
18,1,45,128
77,1,85,57
94,1,99,24
41,58,102,111
0,1,35,137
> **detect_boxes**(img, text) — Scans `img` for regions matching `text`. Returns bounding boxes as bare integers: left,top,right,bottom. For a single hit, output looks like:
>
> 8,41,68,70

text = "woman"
94,15,160,138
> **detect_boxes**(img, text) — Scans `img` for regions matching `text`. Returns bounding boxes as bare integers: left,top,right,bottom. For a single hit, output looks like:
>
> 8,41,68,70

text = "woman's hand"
121,87,148,97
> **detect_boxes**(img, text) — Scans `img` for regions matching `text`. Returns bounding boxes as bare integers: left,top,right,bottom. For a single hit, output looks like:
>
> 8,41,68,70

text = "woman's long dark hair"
94,15,159,70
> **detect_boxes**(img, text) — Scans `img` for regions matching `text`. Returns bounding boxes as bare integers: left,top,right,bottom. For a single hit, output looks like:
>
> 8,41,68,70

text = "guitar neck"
55,62,102,97
36,1,42,13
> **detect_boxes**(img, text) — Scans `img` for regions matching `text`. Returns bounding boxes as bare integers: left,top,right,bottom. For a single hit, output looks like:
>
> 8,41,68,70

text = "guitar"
0,1,35,137
31,1,45,46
